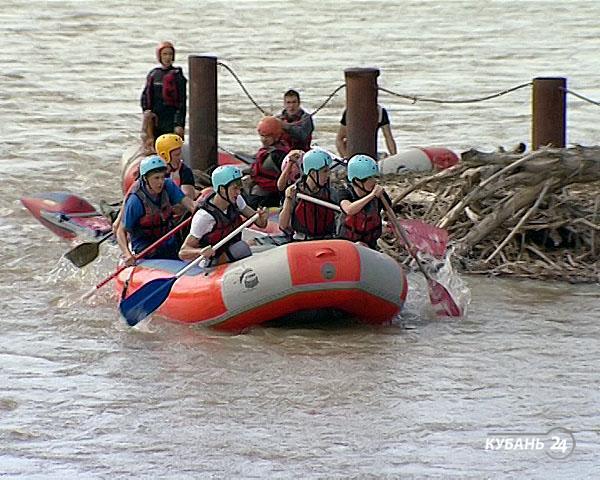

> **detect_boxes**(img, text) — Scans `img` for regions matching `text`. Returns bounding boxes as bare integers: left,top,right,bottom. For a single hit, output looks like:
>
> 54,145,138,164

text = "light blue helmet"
212,165,243,191
139,155,168,177
302,148,333,175
347,154,379,182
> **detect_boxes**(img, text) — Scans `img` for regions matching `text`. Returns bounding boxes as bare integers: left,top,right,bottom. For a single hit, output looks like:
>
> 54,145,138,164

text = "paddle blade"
427,278,462,317
398,219,448,258
64,242,100,268
119,277,177,327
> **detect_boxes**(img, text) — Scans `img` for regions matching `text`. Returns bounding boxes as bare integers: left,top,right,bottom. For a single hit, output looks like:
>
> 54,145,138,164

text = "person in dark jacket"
277,89,314,152
140,41,187,145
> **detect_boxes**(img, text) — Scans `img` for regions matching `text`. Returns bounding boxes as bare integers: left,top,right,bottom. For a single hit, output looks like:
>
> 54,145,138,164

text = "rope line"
217,61,268,115
378,82,532,105
309,84,346,116
562,88,600,107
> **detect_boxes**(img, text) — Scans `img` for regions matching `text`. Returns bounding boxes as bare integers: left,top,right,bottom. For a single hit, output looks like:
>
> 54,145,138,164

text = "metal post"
188,55,218,171
532,77,566,149
344,67,379,159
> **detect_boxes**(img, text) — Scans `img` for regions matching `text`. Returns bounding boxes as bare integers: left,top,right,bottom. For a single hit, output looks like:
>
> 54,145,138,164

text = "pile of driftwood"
381,146,600,284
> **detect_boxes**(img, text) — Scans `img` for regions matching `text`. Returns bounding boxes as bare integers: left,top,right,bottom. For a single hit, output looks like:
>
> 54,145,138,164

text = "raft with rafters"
115,239,407,332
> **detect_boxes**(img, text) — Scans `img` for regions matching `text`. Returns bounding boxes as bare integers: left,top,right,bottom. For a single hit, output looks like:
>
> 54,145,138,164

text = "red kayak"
20,192,112,240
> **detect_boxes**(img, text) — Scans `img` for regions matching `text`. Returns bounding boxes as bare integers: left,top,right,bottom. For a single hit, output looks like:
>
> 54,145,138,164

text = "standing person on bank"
336,104,397,158
116,155,197,265
278,89,314,152
140,41,187,146
337,154,391,249
279,149,338,241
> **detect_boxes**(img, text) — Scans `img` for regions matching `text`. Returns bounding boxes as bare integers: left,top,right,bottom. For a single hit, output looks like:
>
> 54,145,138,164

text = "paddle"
296,192,448,257
381,197,461,317
80,216,193,300
64,231,114,268
120,213,259,327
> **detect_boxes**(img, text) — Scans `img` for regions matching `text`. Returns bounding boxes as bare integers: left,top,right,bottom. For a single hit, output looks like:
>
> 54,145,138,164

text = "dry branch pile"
381,146,600,284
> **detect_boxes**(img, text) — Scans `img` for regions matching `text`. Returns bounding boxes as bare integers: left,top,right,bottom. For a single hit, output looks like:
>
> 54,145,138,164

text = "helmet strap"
217,185,233,206
353,178,373,195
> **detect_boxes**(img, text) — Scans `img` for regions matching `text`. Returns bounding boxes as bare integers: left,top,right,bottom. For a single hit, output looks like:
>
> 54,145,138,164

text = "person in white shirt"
179,165,268,265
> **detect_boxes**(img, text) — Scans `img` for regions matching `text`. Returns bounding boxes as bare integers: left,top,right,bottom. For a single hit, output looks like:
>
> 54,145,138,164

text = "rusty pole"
532,77,566,149
344,67,379,159
188,55,218,171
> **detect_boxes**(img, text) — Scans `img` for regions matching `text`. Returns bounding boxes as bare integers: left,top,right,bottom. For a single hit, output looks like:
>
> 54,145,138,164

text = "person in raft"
337,154,391,249
140,41,187,149
116,155,197,265
155,133,198,201
276,149,304,194
277,89,314,152
111,134,196,232
179,165,269,266
279,148,338,241
247,116,290,209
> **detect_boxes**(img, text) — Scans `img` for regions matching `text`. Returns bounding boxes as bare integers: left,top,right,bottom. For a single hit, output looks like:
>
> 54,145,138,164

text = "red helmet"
257,116,283,139
156,41,175,63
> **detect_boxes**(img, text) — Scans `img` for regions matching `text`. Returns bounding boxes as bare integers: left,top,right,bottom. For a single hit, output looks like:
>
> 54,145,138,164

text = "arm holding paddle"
340,184,386,216
179,206,268,262
278,184,297,233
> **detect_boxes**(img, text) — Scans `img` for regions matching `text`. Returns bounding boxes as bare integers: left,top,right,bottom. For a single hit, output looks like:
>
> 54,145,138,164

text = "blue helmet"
139,155,168,177
347,154,379,182
302,148,333,175
212,165,243,191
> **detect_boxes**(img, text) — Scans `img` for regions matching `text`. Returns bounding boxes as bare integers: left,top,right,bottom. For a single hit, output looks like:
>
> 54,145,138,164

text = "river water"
1,1,599,478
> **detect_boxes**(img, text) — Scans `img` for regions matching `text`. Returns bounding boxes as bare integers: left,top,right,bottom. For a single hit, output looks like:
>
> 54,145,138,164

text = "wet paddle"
120,213,259,327
64,231,114,268
296,192,448,257
381,197,461,317
80,216,193,300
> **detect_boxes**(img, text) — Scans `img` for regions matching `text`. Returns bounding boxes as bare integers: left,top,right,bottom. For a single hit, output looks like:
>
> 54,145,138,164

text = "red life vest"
162,69,180,108
291,182,336,239
143,67,183,109
196,193,243,253
131,180,174,241
251,142,290,193
338,188,383,248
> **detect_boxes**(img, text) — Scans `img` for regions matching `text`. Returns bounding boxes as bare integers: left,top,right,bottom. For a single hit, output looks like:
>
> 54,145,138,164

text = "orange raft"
115,239,408,332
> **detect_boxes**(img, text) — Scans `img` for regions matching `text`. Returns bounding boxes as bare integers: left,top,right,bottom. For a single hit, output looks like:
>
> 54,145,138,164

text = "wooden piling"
344,68,379,159
532,77,566,149
188,55,218,171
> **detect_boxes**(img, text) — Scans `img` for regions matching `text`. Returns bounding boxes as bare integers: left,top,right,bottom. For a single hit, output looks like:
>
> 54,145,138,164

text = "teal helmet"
347,154,379,182
212,165,243,191
302,148,333,175
140,155,168,177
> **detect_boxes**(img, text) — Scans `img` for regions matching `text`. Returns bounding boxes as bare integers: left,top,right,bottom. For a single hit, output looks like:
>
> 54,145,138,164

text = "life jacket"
251,142,290,193
338,187,383,248
143,67,183,110
291,181,336,239
162,69,180,108
196,192,243,253
131,180,174,241
280,109,312,151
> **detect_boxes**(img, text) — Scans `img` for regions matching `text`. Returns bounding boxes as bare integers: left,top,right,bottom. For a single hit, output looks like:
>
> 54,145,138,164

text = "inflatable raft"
379,147,459,175
20,192,112,240
116,240,408,332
